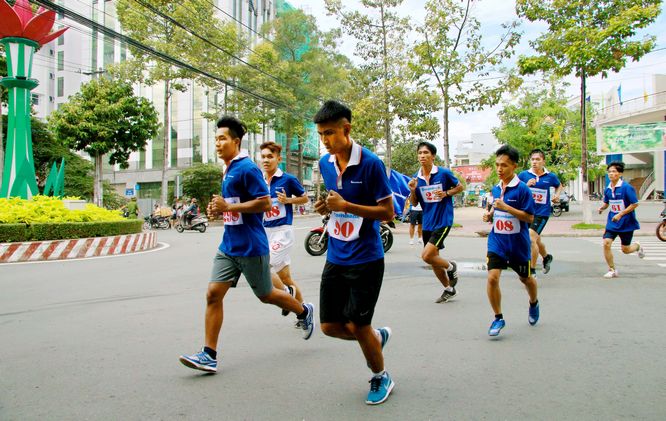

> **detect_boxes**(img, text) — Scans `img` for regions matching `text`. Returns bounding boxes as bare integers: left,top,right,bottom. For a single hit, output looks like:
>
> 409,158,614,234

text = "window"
31,94,40,106
57,51,64,71
57,35,64,46
49,72,55,80
57,77,64,97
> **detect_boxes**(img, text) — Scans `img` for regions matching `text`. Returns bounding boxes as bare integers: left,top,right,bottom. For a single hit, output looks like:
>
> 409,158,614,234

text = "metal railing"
639,171,655,199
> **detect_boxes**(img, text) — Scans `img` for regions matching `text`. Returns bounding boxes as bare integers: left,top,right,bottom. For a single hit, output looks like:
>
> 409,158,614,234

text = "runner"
260,141,309,317
408,141,463,303
482,145,539,337
408,201,423,245
313,100,395,405
518,149,562,276
598,161,645,278
179,116,315,374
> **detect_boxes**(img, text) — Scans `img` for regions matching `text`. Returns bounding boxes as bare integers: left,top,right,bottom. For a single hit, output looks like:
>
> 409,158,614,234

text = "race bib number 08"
420,184,443,203
609,199,625,213
493,210,520,235
264,197,286,221
223,197,243,225
328,212,363,242
530,187,548,205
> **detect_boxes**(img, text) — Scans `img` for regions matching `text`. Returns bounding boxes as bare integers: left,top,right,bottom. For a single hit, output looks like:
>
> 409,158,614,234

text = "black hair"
607,161,625,173
529,148,545,159
313,100,352,124
496,144,520,163
216,115,247,140
417,141,437,155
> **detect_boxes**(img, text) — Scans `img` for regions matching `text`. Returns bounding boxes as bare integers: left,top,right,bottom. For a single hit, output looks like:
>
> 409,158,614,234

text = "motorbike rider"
184,198,199,227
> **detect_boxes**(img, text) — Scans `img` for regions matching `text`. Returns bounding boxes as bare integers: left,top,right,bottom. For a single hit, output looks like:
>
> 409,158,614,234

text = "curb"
0,231,157,263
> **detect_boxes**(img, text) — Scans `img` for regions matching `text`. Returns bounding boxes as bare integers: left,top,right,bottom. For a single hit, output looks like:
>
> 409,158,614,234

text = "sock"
530,300,539,308
445,286,454,292
203,346,217,360
297,304,309,320
372,370,386,378
495,313,503,320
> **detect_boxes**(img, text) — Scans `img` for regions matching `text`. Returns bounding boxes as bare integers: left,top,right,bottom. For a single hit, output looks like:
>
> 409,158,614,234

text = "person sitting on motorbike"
184,198,199,227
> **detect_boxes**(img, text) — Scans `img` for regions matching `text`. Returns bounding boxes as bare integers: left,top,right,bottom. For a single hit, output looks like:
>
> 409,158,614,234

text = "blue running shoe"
529,302,540,326
378,327,392,350
300,302,315,340
366,372,395,405
179,348,217,373
488,319,505,337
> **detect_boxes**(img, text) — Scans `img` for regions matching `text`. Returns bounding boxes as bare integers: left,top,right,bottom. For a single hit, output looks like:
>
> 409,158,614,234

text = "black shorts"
422,226,451,250
530,215,549,235
603,230,634,246
487,252,531,279
320,259,384,326
409,210,423,225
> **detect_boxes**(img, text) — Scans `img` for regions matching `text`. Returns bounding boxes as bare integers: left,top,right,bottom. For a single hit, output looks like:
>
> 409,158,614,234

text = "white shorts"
265,225,294,273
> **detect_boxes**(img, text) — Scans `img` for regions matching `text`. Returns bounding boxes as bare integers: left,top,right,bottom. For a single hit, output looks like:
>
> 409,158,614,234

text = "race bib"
222,197,243,225
328,212,363,242
609,199,625,213
493,210,520,235
264,197,287,221
530,187,548,205
420,184,443,203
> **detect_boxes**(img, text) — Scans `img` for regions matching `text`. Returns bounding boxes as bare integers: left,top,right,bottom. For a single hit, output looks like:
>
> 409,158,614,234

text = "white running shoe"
409,239,414,245
603,268,619,279
636,242,645,259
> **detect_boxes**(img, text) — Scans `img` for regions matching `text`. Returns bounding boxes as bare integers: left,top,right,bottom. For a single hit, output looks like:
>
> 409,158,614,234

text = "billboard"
599,122,666,154
452,165,491,183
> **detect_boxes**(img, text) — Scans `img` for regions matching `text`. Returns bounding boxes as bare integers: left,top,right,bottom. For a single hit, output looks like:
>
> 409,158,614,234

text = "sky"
286,0,666,157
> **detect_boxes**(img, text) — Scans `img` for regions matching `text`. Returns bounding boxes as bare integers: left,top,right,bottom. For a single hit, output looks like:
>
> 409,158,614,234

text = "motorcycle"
657,201,666,242
304,215,393,256
175,215,209,233
143,215,171,230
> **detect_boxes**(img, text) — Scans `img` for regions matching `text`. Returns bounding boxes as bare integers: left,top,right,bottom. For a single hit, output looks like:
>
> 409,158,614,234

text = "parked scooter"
304,215,393,256
143,215,170,230
657,201,666,242
175,215,209,233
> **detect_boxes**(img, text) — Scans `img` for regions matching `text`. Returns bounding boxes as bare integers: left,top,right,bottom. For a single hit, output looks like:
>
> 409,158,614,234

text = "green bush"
0,220,143,242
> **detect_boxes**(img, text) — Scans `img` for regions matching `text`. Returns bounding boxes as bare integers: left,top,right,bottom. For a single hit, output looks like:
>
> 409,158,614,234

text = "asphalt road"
1,219,665,420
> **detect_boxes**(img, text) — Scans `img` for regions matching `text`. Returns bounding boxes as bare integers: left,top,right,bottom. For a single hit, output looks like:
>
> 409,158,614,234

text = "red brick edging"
0,232,157,263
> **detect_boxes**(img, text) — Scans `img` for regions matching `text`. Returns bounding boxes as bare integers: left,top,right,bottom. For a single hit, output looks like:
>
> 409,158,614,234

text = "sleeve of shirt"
552,174,561,188
370,158,393,202
444,168,460,188
245,165,270,199
290,175,306,197
517,171,528,183
603,189,610,204
625,184,638,205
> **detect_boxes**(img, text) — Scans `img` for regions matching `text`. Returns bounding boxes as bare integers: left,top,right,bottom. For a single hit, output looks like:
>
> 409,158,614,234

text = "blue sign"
125,188,135,197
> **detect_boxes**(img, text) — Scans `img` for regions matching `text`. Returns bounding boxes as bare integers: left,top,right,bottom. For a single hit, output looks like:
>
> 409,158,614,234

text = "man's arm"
211,195,272,214
493,198,534,224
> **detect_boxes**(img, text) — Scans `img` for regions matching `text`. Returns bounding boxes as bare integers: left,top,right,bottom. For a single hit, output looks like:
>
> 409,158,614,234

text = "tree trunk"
160,80,170,206
0,107,4,181
297,137,304,183
580,71,592,224
94,153,103,207
380,3,391,175
442,98,451,168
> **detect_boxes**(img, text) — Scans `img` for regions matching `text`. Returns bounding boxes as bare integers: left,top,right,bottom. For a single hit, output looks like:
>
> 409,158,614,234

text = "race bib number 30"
264,197,287,221
530,187,548,205
223,197,243,225
328,212,363,242
493,210,520,235
420,183,443,203
609,199,625,213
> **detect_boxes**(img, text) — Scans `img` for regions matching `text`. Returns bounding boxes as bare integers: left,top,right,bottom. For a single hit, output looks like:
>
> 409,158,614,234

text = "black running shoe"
435,288,457,303
542,254,553,274
447,261,458,288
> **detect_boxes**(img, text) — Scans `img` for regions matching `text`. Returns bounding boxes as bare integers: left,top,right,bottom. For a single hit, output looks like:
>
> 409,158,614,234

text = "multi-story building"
452,133,499,166
26,0,318,201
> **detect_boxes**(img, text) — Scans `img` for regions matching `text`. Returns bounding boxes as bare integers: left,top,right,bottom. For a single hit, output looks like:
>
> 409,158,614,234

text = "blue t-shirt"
518,169,561,217
319,143,393,266
219,154,270,257
413,166,459,231
603,179,640,232
487,175,535,262
263,169,306,228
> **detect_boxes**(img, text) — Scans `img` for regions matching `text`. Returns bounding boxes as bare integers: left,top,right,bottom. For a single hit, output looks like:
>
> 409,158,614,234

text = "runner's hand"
493,198,508,211
314,198,329,215
276,189,289,204
612,214,622,222
597,207,604,214
211,195,229,214
482,211,493,223
527,179,536,187
326,190,348,212
408,178,417,192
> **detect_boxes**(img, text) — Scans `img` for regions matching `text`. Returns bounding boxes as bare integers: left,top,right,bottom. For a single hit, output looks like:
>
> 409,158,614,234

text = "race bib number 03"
223,197,243,225
420,183,443,203
530,187,548,205
328,212,363,242
493,210,520,235
609,199,625,213
264,197,287,221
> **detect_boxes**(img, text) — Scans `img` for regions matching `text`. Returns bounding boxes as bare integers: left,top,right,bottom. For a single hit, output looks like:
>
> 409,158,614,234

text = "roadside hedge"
0,220,143,243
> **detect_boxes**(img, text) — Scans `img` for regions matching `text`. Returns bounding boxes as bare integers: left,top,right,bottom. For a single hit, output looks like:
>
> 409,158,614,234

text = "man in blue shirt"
313,100,395,405
179,116,315,374
482,145,539,337
408,141,464,303
597,161,645,278
518,149,562,276
260,141,309,318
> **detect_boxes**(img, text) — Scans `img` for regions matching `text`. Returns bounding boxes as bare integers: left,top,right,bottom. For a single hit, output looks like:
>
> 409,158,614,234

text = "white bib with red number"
493,210,520,235
328,212,363,242
420,184,443,203
609,199,625,213
223,197,243,225
530,187,548,205
264,197,286,221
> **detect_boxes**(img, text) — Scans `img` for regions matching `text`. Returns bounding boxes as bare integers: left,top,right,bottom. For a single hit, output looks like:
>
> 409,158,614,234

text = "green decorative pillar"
0,37,39,199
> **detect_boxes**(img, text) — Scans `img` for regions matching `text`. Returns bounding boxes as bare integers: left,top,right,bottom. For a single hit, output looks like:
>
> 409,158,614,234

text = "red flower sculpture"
0,0,67,45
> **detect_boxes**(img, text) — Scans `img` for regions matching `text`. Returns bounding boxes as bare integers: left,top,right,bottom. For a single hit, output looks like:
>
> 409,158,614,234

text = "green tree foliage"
180,163,223,210
49,78,159,207
411,0,522,167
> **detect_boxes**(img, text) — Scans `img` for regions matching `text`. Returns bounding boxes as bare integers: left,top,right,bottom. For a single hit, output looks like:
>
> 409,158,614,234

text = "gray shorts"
210,251,273,298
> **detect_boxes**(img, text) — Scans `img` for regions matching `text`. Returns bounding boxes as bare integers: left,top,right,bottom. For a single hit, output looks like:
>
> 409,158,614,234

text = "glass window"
31,94,39,105
57,51,64,71
57,77,64,97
